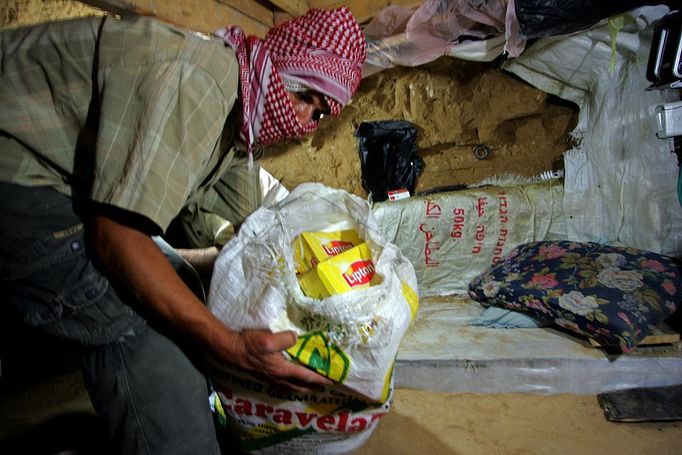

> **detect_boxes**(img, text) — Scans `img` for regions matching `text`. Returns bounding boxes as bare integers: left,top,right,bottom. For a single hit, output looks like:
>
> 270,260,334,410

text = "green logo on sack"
286,331,350,383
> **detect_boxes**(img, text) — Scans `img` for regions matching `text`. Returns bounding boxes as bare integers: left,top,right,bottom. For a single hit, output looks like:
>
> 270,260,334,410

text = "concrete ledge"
395,295,682,394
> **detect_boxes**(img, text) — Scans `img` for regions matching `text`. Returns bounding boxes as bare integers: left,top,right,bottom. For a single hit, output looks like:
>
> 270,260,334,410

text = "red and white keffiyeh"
215,6,366,164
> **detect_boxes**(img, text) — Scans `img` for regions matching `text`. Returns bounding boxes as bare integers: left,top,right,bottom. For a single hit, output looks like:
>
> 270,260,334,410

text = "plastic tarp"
503,6,682,257
514,0,658,39
362,0,523,77
361,1,666,78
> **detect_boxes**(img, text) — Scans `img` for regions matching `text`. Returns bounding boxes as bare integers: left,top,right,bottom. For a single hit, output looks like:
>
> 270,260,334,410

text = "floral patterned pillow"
467,241,681,353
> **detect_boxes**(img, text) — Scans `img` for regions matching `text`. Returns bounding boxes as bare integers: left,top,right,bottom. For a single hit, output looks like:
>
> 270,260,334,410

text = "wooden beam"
589,323,681,348
268,0,309,17
80,0,415,35
80,0,273,36
216,0,275,26
308,0,422,24
273,11,293,26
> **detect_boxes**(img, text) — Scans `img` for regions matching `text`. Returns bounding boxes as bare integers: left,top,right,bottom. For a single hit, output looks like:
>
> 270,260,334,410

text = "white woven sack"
208,183,419,402
207,362,392,454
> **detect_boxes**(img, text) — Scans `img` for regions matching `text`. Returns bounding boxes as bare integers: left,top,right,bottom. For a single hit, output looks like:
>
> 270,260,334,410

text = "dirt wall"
1,0,102,27
264,57,577,196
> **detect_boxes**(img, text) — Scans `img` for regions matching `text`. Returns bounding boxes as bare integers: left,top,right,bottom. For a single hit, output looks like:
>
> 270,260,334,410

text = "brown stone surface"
263,57,577,197
1,0,103,27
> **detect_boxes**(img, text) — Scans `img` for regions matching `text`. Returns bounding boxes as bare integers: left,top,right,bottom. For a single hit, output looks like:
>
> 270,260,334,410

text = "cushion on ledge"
467,241,682,353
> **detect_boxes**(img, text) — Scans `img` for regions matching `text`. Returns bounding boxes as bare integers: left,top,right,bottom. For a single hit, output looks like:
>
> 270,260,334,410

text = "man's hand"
89,214,330,392
231,329,333,392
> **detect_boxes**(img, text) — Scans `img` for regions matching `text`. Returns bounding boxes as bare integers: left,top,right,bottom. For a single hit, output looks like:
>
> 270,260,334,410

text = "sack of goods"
207,183,419,453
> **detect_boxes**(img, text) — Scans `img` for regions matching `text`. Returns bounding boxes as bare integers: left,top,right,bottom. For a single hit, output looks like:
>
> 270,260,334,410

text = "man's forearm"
88,215,236,359
86,214,334,390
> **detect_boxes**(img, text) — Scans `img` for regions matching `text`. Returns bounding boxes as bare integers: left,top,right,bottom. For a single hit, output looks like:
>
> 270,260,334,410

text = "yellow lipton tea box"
297,242,377,298
296,268,330,299
293,229,362,274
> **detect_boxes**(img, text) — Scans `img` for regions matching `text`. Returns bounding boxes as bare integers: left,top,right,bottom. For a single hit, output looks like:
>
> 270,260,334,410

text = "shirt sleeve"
180,152,263,248
90,58,235,232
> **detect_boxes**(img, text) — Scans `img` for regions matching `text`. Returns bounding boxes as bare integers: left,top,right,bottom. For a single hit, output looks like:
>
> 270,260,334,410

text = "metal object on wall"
473,144,490,160
646,9,682,90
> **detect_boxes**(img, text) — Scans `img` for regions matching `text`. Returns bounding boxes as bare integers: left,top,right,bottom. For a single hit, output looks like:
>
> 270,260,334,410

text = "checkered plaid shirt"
0,15,259,236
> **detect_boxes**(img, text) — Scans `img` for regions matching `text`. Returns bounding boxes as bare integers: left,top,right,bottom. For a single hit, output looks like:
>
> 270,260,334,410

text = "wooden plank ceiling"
81,0,422,36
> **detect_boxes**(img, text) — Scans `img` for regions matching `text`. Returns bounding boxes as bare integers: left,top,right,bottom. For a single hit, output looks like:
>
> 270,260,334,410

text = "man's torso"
0,15,240,232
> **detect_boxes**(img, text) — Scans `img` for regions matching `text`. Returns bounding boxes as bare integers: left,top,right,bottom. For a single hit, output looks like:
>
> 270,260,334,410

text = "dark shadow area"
0,412,111,455
0,305,103,452
0,305,82,388
356,409,454,454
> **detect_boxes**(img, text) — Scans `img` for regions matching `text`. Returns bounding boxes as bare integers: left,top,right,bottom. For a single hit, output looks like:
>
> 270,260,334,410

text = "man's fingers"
266,330,298,351
243,329,297,354
275,358,334,386
240,329,333,387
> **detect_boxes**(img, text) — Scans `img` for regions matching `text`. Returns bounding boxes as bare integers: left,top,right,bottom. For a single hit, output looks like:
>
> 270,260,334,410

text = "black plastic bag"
355,120,424,202
515,0,658,39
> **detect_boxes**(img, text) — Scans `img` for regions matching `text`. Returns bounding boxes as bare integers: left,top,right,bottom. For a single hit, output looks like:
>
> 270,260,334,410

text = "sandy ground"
2,2,680,454
2,352,681,454
359,389,682,455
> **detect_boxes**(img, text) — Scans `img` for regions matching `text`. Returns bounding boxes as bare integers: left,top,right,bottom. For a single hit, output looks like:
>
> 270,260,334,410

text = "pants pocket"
1,184,142,345
7,230,140,346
